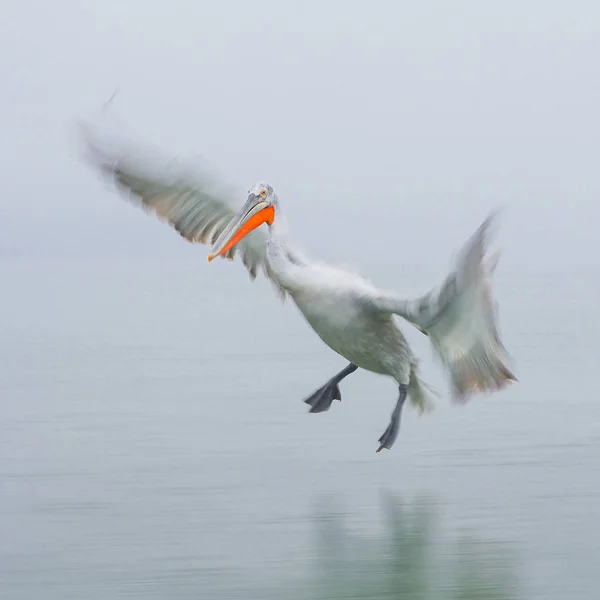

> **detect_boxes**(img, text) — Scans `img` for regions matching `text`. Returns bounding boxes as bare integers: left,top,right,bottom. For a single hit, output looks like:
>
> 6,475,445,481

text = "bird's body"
79,123,516,451
269,244,414,383
296,283,413,382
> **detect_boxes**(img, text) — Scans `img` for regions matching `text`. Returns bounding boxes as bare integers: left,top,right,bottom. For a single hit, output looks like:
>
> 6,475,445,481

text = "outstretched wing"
366,212,516,402
78,122,288,298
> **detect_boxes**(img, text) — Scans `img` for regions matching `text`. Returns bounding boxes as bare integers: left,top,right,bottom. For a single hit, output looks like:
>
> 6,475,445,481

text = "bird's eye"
260,189,267,198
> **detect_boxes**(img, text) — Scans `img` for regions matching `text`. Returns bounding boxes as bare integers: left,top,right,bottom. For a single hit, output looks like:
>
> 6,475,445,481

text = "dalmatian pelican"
79,123,516,452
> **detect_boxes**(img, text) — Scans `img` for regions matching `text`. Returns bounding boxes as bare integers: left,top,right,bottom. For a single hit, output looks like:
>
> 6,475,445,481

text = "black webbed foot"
376,384,408,453
304,381,342,413
302,363,358,414
376,420,400,452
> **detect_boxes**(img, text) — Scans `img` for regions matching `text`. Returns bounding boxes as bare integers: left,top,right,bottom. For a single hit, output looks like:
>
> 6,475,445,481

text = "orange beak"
208,196,275,262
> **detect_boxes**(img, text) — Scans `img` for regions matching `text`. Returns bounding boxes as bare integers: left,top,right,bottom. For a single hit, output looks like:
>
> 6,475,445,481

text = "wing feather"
79,122,288,297
366,212,516,402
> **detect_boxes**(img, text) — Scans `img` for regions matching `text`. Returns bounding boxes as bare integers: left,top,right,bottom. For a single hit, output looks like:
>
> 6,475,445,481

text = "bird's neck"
269,201,289,239
265,203,304,289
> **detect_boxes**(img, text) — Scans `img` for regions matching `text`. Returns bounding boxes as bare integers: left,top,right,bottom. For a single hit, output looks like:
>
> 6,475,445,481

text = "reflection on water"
261,494,521,600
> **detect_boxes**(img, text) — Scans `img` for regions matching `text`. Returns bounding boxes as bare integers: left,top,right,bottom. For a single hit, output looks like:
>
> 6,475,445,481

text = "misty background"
3,0,599,269
2,1,600,599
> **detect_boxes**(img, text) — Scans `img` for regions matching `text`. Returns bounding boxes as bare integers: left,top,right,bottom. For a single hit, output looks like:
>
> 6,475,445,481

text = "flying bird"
79,123,516,452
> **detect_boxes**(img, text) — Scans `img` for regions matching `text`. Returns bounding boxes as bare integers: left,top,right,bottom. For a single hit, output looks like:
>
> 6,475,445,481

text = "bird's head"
208,182,276,261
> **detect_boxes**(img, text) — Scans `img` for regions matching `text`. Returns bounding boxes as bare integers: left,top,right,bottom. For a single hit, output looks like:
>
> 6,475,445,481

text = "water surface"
2,258,599,598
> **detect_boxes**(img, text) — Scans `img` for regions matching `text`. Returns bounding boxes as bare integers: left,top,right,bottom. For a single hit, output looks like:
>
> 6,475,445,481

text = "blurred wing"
79,122,287,297
366,212,516,402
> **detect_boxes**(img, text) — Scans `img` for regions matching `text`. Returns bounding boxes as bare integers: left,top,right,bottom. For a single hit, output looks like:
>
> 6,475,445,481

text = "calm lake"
2,257,599,598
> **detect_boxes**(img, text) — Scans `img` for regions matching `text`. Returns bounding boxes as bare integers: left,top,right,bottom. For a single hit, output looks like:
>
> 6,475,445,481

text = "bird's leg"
303,363,358,414
376,384,408,452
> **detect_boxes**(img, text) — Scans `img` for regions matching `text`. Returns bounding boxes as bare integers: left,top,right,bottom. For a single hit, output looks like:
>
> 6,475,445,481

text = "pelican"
79,123,516,452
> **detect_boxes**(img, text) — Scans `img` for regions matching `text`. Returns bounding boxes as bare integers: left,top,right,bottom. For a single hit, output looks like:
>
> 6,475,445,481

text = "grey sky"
2,0,599,272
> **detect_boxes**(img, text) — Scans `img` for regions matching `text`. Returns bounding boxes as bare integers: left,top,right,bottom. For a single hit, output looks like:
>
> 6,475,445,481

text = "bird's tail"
375,211,516,403
408,361,437,414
